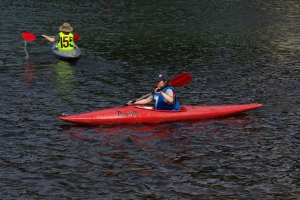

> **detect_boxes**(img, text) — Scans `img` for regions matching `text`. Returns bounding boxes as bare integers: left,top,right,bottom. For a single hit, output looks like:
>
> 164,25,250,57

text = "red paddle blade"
22,32,37,41
169,72,192,87
74,33,80,42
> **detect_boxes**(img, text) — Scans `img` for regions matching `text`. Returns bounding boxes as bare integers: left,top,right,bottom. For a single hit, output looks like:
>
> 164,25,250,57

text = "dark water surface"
1,0,300,199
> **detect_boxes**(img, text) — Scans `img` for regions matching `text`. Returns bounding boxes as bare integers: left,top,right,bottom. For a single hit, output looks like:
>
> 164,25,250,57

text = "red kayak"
59,104,262,125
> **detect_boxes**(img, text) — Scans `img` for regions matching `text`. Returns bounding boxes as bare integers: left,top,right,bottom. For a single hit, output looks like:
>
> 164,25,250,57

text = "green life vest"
57,32,75,50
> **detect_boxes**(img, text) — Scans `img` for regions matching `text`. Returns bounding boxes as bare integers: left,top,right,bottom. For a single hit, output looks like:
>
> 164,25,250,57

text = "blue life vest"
154,86,180,110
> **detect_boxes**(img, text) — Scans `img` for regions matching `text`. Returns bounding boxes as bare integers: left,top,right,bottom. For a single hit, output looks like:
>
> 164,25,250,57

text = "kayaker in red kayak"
41,22,75,50
127,71,181,110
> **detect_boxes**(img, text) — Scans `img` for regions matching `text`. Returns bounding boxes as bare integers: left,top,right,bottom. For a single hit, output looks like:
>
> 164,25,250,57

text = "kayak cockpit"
133,105,187,112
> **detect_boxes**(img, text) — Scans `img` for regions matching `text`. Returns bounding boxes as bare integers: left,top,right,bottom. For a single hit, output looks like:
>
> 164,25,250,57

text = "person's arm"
158,88,175,105
127,98,152,106
41,35,56,42
127,94,153,106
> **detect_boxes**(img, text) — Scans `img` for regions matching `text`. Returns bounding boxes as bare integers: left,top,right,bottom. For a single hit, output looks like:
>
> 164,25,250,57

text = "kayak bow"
59,104,262,125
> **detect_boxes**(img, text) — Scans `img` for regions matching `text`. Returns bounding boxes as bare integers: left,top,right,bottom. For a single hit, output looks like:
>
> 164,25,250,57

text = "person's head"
59,22,73,33
154,71,169,88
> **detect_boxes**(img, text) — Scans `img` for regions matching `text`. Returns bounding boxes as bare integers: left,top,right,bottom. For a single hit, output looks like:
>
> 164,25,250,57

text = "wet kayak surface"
59,104,263,125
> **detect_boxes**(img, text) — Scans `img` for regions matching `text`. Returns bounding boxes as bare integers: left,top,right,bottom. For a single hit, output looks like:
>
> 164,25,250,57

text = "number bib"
57,32,75,50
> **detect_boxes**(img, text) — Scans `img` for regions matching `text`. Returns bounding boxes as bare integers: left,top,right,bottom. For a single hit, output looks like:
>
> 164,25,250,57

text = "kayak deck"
51,43,81,61
59,104,262,125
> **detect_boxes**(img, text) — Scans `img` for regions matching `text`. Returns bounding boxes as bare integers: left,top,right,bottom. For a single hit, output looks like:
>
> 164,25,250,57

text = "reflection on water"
22,61,35,83
61,115,258,143
55,61,75,100
24,41,30,60
259,0,300,58
57,115,263,198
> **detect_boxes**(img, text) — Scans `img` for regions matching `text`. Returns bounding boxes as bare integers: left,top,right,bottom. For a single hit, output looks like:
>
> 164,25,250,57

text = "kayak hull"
51,43,81,61
59,104,262,125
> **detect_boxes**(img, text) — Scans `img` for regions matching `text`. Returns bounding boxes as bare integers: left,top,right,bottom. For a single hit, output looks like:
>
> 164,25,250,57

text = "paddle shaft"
133,92,153,103
22,32,79,42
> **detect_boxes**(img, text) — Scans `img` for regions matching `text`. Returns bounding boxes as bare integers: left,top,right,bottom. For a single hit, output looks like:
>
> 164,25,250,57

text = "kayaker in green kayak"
41,22,75,51
127,71,181,110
